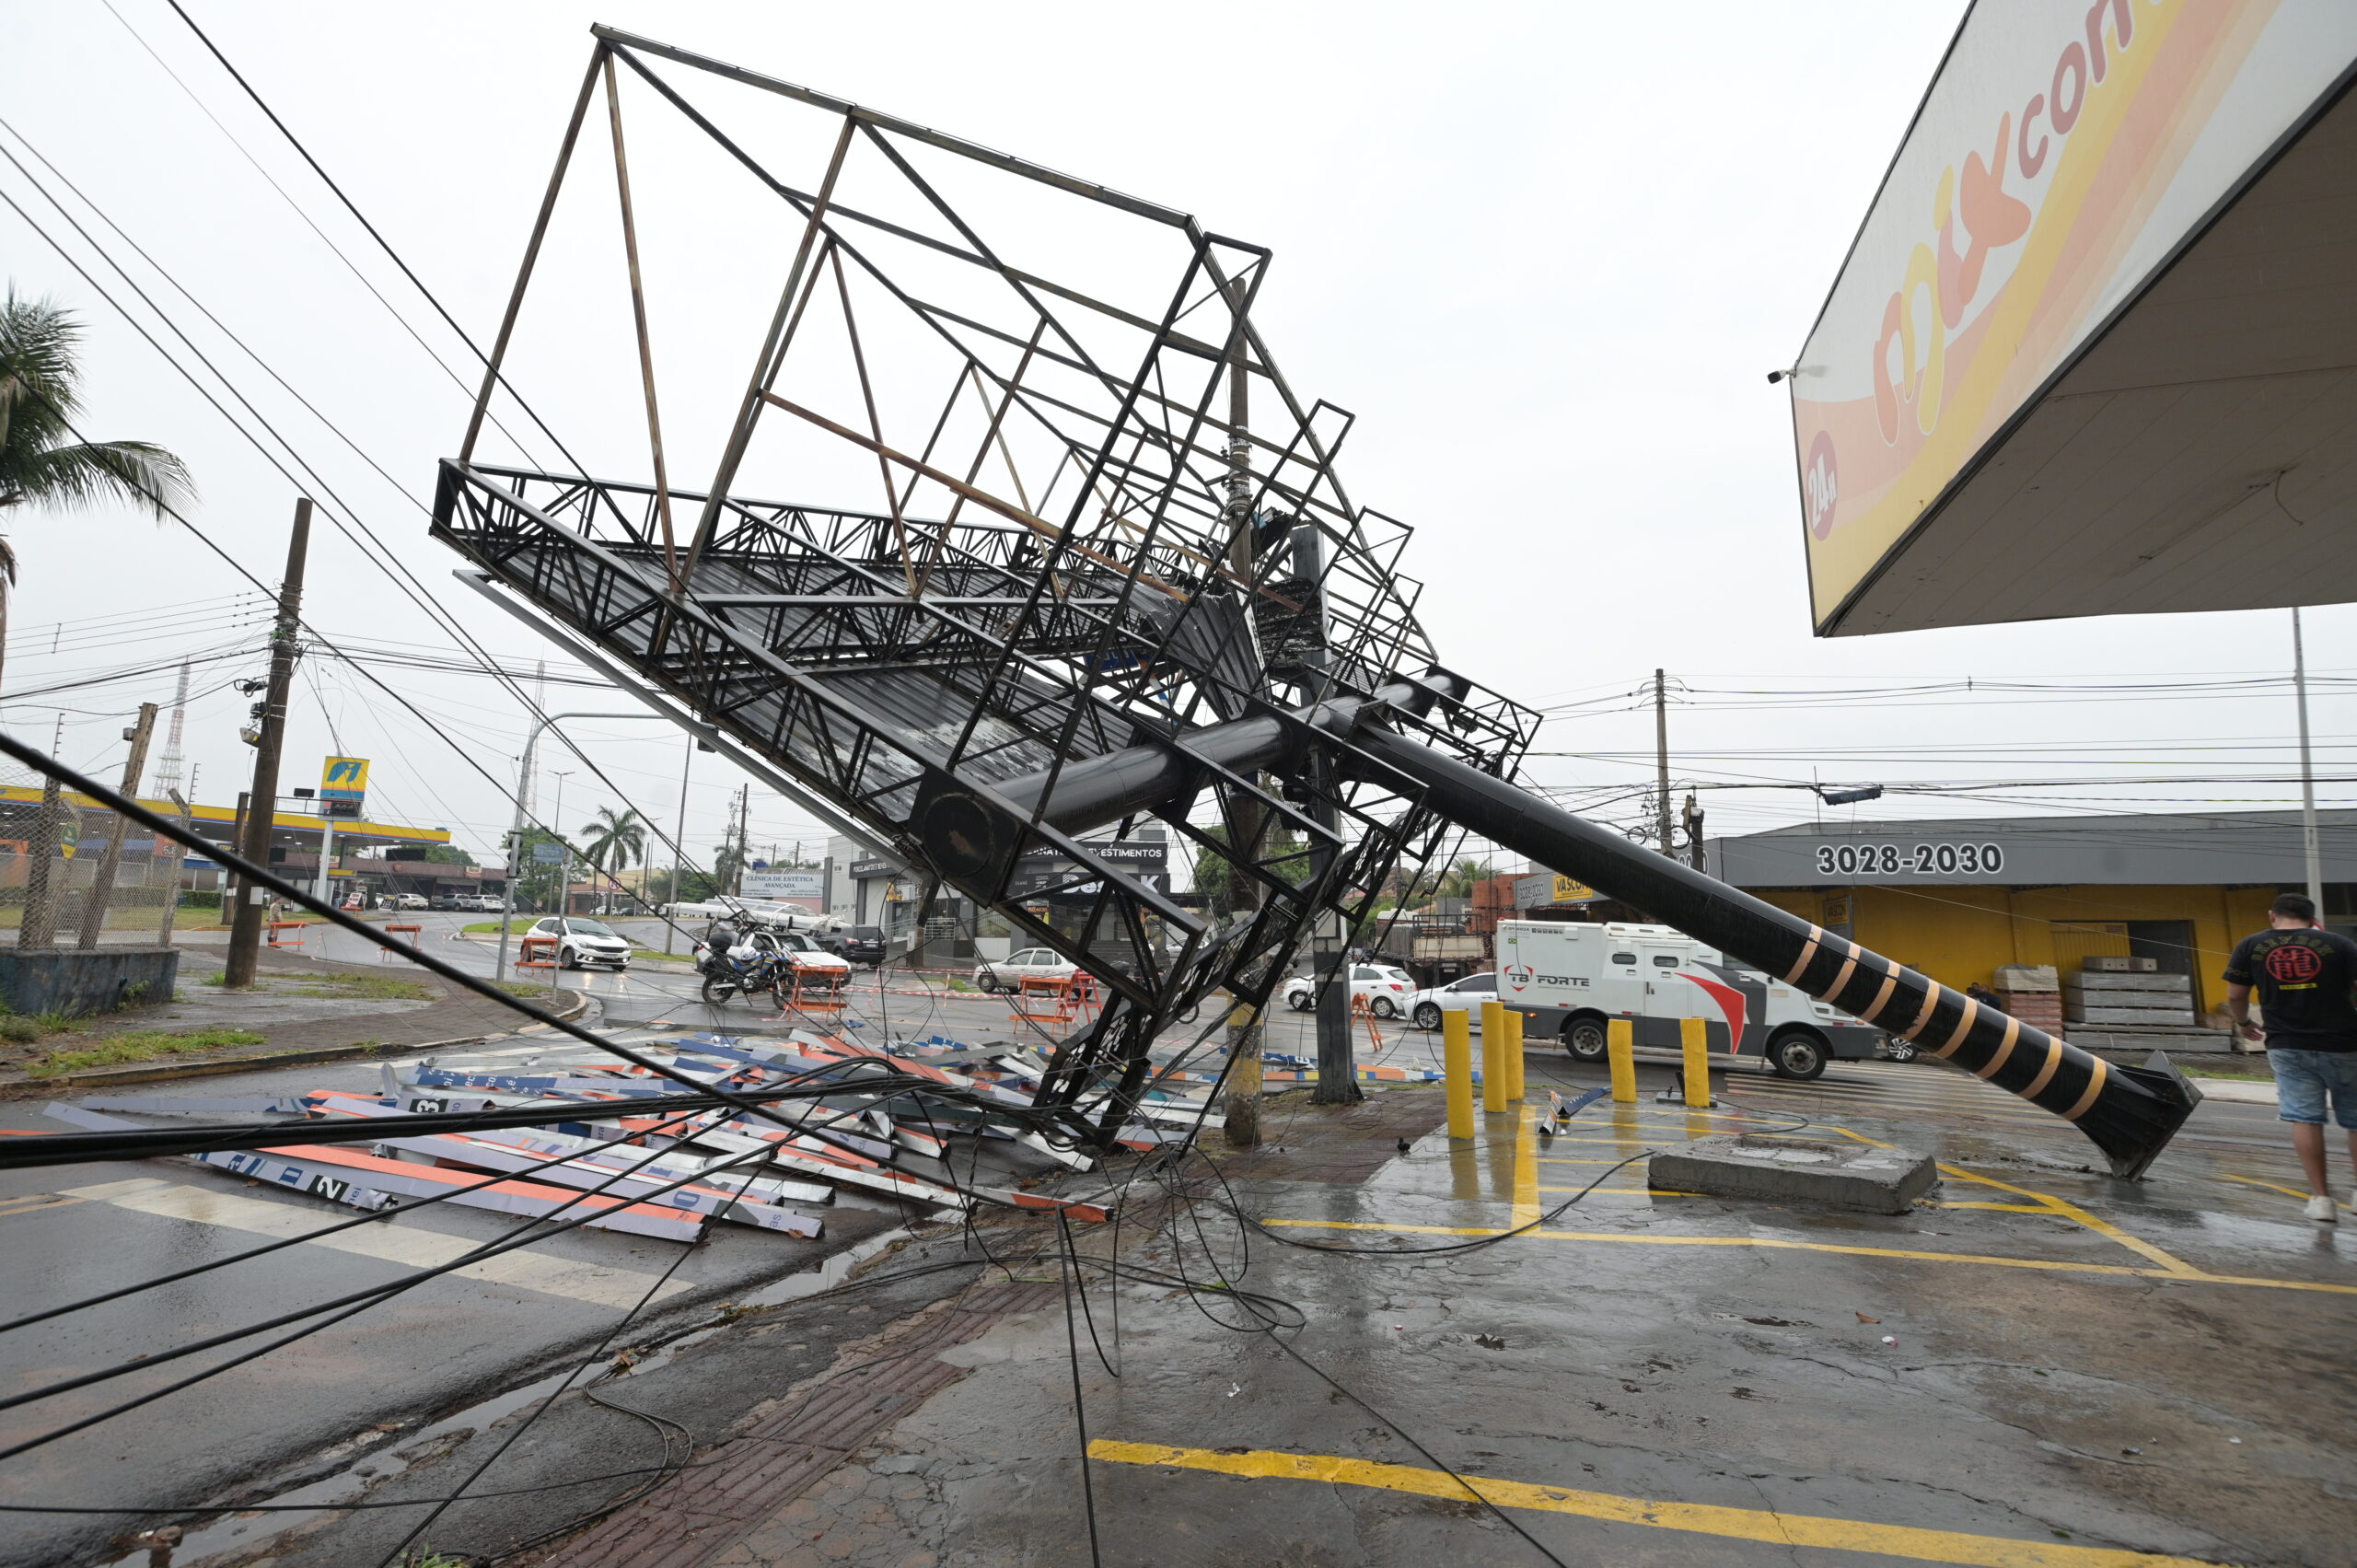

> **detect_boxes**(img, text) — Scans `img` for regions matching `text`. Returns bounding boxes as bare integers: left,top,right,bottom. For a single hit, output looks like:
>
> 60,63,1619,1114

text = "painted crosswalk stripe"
63,1179,692,1309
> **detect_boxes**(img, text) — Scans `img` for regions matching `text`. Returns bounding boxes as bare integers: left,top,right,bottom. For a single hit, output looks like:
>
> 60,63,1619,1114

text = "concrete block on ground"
2065,971,2190,994
1992,964,2058,991
1650,1133,1936,1214
2068,1005,2198,1026
0,948,180,1016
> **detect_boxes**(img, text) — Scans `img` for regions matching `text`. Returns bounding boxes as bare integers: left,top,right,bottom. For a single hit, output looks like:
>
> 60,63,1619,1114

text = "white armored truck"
1494,920,1883,1080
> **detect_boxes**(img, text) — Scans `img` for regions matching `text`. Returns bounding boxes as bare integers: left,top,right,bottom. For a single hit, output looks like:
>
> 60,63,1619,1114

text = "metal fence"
0,839,208,948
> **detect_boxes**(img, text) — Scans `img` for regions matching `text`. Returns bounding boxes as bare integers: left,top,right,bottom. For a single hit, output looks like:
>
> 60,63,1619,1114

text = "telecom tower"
150,662,192,799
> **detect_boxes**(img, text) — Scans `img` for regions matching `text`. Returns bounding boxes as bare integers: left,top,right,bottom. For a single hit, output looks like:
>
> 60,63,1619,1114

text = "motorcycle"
696,935,789,1008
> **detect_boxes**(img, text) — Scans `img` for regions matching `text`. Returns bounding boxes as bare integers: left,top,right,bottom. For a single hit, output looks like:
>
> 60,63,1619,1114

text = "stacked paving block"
1991,963,2064,1040
2064,959,2197,1028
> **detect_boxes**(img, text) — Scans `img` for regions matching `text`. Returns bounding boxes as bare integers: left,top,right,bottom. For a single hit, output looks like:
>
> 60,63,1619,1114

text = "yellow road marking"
1255,1217,2357,1295
1090,1440,2230,1567
2223,1173,2351,1211
1512,1103,1540,1228
1937,1166,2200,1277
1536,1187,1704,1198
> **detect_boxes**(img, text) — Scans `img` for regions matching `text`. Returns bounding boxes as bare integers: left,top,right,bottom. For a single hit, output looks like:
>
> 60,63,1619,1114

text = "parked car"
973,947,1079,993
1407,971,1499,1031
827,923,888,967
428,895,462,912
390,893,428,911
1281,962,1415,1018
527,916,633,970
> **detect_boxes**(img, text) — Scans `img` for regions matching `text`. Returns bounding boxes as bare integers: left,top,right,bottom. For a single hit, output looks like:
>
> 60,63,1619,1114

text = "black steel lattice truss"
432,28,1538,1136
436,29,2199,1177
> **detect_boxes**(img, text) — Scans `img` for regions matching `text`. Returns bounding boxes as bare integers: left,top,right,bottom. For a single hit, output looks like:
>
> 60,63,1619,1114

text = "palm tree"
0,288,195,693
577,806,648,912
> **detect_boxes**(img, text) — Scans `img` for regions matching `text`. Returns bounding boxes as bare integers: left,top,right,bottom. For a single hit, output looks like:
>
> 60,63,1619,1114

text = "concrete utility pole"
1682,792,1707,874
225,499,310,988
157,789,193,950
1294,525,1356,1107
2294,608,2324,914
75,702,158,949
1654,668,1673,855
733,784,750,895
17,714,66,950
1221,327,1267,1144
666,732,693,956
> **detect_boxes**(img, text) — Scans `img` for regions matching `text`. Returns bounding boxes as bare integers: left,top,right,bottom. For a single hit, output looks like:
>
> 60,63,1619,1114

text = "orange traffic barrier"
1011,973,1079,1031
380,923,424,963
517,935,561,970
1349,992,1385,1052
266,921,305,949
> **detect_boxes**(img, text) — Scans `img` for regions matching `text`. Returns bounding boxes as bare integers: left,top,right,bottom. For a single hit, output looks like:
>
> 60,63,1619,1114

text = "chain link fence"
0,790,210,948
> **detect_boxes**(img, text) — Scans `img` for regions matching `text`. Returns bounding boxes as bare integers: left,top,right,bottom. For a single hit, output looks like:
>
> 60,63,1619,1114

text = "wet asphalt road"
2,917,2310,1566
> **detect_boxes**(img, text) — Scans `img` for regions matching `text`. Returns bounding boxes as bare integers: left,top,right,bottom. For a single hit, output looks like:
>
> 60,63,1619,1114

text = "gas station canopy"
1789,1,2357,636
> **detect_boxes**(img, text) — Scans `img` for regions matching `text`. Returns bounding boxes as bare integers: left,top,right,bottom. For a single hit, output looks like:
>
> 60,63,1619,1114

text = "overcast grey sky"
3,1,2346,876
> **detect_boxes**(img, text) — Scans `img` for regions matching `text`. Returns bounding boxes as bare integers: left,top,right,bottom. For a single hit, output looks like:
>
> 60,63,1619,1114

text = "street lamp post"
494,712,670,981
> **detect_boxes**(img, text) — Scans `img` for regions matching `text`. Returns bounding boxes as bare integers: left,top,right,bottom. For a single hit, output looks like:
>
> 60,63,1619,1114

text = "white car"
1281,962,1416,1018
528,916,633,970
1406,971,1498,1031
391,893,428,911
974,947,1079,993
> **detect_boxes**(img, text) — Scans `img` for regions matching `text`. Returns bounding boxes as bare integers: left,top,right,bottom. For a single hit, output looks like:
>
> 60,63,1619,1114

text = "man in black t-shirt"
2223,892,2357,1222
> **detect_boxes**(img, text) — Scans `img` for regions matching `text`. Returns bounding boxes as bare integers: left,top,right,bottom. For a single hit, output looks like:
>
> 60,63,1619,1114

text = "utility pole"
75,702,158,948
1221,325,1268,1144
225,499,310,987
734,784,750,895
1654,668,1673,856
2295,608,2324,915
157,789,193,949
1682,791,1707,874
17,714,66,950
666,732,693,955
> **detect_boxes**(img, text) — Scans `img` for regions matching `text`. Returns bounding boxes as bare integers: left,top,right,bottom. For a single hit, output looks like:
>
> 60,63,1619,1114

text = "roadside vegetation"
25,1025,265,1078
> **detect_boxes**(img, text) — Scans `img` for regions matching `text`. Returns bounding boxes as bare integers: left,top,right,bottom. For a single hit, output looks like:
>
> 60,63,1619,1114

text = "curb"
0,990,590,1099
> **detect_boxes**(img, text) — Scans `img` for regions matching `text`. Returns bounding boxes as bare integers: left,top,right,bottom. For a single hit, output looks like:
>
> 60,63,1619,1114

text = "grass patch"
462,918,540,935
941,976,979,993
29,1026,267,1078
492,980,558,997
2182,1064,2273,1081
201,970,230,987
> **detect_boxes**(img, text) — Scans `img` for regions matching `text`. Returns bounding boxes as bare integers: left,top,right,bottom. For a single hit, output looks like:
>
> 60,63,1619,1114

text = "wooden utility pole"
224,500,310,987
734,784,751,895
75,703,159,948
1654,668,1673,855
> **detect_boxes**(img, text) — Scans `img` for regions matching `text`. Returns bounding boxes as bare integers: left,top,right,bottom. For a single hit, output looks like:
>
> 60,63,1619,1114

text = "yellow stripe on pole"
1088,1441,2226,1567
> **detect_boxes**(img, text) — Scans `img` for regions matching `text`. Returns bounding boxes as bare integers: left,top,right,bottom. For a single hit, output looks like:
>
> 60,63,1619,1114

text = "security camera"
1766,367,1802,386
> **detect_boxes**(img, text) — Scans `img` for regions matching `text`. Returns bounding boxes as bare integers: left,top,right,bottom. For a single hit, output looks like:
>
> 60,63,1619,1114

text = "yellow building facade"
1710,808,2357,1024
1746,882,2280,1019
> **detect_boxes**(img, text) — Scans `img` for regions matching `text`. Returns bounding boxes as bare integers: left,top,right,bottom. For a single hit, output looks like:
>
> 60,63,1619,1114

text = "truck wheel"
1412,1002,1442,1031
1563,1016,1608,1063
1769,1029,1829,1081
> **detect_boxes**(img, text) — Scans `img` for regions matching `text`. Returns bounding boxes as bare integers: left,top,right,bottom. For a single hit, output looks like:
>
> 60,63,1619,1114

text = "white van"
1494,920,1881,1080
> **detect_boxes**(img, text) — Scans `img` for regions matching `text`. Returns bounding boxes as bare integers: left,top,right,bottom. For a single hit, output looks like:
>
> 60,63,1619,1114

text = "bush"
0,1017,41,1045
180,890,221,912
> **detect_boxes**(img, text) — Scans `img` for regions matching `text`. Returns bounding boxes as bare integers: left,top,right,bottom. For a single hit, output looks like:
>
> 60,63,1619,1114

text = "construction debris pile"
41,1022,1249,1246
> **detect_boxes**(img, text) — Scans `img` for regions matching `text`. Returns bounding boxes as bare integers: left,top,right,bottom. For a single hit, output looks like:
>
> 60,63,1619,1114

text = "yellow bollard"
1504,1006,1526,1101
1608,1016,1637,1104
1679,1014,1713,1108
1443,1006,1475,1140
1480,1000,1506,1112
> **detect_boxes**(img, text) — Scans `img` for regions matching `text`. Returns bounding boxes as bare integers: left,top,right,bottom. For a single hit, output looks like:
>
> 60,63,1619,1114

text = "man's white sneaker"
2304,1194,2339,1223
